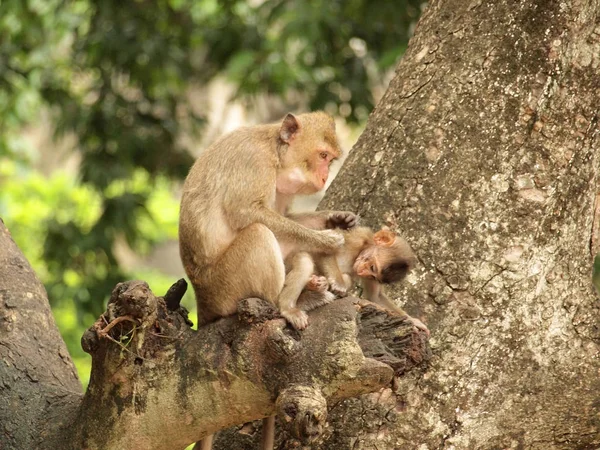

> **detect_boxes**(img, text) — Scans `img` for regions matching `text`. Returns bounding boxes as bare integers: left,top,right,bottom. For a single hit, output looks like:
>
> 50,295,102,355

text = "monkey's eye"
319,151,328,160
370,265,376,273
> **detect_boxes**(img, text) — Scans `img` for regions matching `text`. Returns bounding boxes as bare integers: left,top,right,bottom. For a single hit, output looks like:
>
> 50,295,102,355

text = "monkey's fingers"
306,275,329,292
326,211,359,230
344,212,359,229
410,317,430,337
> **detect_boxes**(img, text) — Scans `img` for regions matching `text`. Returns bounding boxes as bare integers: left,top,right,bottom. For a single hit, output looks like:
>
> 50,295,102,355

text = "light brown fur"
259,224,428,450
295,225,429,335
181,112,348,450
179,112,344,326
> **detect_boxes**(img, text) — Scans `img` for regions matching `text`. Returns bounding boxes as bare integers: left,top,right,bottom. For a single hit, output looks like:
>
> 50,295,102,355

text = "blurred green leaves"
215,0,421,121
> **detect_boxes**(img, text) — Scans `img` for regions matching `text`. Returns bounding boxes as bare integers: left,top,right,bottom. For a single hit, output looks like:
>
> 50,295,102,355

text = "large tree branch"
0,221,430,450
0,219,82,450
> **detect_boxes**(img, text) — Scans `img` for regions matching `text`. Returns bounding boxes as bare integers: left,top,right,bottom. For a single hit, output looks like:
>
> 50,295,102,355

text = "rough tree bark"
217,0,600,448
0,217,429,450
319,0,600,448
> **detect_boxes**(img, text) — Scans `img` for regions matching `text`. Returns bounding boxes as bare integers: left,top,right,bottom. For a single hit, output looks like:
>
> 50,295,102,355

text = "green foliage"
0,160,194,385
220,0,420,121
0,0,420,381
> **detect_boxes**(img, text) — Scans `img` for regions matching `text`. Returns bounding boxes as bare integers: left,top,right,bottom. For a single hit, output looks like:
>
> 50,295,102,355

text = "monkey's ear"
280,113,300,143
373,229,397,247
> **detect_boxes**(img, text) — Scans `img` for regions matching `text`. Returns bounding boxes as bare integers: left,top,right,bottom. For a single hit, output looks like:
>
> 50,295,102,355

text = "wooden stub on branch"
356,299,431,376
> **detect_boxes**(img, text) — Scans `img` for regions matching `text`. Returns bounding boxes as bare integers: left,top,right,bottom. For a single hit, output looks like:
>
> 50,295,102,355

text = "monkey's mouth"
353,256,368,276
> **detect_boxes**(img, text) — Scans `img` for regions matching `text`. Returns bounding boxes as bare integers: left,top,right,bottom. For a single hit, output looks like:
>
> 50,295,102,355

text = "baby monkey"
257,219,428,450
293,213,429,335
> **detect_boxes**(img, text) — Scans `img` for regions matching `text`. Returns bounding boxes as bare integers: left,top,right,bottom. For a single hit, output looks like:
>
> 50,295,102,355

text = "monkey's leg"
261,416,275,450
295,274,336,312
199,223,286,321
194,224,286,450
192,434,213,450
278,252,314,330
297,289,336,312
363,279,430,336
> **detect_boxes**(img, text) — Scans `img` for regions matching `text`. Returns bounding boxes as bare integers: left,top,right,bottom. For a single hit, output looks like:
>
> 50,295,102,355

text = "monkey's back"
178,124,280,274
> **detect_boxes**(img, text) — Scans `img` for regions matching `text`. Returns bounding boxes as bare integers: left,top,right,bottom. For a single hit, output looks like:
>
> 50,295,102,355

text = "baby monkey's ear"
373,228,397,247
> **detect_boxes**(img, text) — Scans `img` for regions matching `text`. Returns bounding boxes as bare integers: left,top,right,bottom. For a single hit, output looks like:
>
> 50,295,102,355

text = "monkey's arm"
288,211,358,230
362,279,430,335
362,279,407,315
244,205,344,253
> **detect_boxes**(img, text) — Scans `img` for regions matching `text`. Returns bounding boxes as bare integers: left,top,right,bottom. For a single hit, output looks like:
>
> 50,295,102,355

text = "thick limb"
244,206,344,254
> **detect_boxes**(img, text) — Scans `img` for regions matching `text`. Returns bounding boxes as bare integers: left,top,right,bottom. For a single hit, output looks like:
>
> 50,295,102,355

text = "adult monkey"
179,111,351,330
180,112,352,450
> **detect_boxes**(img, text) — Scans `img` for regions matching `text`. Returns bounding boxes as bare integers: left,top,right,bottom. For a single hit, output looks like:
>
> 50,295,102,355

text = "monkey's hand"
306,275,328,292
315,229,345,252
409,317,430,337
325,211,359,230
281,308,309,330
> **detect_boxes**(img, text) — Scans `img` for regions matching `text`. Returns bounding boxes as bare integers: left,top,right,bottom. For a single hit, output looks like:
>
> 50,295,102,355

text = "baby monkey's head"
353,228,417,284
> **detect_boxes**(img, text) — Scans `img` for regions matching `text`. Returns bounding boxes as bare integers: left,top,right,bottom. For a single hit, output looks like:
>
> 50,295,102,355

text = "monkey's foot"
297,290,336,312
281,308,309,330
327,279,347,297
306,275,328,292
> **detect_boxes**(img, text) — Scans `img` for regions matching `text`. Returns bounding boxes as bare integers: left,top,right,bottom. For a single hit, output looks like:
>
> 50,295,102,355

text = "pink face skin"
313,150,336,191
276,149,338,195
353,230,400,281
354,248,380,281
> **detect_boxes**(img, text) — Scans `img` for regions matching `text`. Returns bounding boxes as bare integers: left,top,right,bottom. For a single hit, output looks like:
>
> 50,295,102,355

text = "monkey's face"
354,247,381,280
277,112,342,195
354,229,417,284
302,147,339,194
276,148,336,195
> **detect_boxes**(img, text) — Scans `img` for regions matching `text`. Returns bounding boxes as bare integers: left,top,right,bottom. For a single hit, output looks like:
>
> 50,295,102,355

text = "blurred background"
0,0,422,386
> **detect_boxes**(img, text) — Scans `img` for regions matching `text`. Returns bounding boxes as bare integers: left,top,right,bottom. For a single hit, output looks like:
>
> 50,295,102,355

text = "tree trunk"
316,0,599,448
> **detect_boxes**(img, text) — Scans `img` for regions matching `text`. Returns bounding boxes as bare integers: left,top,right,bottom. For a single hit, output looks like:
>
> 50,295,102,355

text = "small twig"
97,315,138,338
101,333,148,361
148,331,185,340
